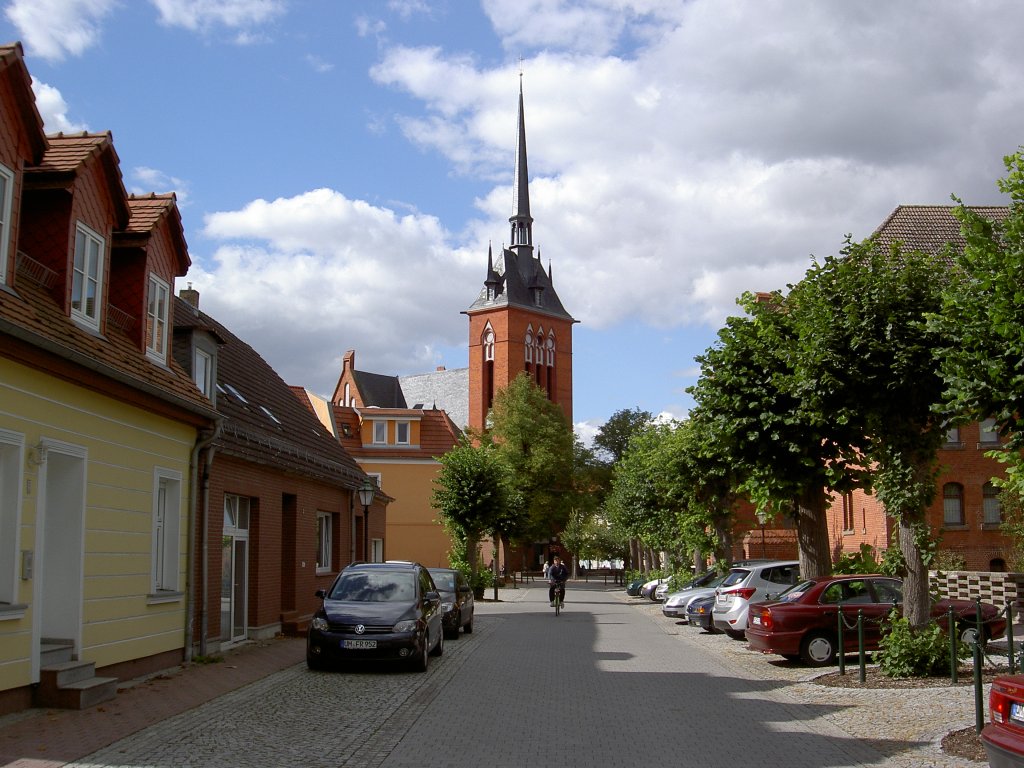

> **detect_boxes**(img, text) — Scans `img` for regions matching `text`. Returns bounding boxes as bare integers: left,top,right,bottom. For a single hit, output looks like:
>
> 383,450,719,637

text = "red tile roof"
0,43,46,162
118,193,190,273
872,205,1009,258
331,405,461,460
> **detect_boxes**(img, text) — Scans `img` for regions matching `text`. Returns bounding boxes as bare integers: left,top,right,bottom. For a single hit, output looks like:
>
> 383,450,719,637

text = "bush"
833,544,880,575
876,614,965,677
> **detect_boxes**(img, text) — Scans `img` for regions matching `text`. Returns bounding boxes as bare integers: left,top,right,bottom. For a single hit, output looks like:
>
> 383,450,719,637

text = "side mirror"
315,588,327,599
458,585,472,594
424,590,441,603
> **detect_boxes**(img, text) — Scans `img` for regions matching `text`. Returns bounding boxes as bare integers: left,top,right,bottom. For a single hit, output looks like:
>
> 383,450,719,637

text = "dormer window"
145,274,169,362
533,287,543,306
373,421,386,444
71,222,105,329
194,348,213,398
396,421,410,445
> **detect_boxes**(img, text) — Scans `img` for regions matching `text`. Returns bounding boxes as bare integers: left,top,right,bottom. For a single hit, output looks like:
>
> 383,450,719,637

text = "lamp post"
358,478,375,562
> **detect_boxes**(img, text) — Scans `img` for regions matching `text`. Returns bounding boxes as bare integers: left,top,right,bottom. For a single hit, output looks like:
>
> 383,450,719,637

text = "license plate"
751,616,761,625
343,639,377,649
1011,702,1024,723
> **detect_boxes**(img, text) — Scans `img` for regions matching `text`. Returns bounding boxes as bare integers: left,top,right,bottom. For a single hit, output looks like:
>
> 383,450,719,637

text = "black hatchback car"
428,567,475,638
306,561,444,672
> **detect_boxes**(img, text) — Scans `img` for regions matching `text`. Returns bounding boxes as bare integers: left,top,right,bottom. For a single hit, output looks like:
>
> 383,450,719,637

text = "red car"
983,674,1024,767
746,574,1006,666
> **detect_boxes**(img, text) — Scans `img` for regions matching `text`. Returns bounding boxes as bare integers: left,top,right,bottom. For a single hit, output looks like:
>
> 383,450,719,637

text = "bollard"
974,632,985,733
858,609,866,683
1007,604,1016,676
837,606,846,676
949,607,958,685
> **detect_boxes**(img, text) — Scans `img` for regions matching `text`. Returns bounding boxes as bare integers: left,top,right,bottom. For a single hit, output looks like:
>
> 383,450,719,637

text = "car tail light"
724,586,757,601
758,608,773,630
992,686,1011,724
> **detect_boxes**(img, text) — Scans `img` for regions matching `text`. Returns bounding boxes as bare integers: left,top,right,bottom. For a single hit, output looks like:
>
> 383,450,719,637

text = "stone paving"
2,581,992,767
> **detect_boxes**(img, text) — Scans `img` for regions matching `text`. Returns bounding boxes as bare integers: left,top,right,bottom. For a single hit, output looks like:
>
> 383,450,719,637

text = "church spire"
509,74,533,256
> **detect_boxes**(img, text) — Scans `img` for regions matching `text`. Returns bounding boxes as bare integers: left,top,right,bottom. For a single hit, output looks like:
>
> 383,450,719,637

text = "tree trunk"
795,486,832,579
898,514,931,627
712,515,733,565
693,548,706,574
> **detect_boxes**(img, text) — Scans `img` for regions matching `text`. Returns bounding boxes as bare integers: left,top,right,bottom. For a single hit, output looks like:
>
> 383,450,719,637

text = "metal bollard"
949,607,958,685
1007,604,1016,675
858,609,866,683
837,606,846,676
974,632,985,733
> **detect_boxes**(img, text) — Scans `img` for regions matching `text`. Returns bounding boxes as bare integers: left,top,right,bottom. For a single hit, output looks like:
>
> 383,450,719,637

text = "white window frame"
194,348,213,397
395,421,410,445
983,482,1002,525
0,163,13,286
146,274,170,362
316,511,332,574
71,222,105,329
980,418,1000,444
0,430,25,607
372,420,387,445
943,483,964,526
152,469,182,593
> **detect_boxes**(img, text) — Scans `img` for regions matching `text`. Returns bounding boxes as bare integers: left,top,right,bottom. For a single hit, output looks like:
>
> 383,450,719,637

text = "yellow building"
1,44,217,713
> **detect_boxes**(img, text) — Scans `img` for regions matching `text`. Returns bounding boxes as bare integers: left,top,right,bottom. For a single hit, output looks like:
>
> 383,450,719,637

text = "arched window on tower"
546,333,556,400
524,325,534,374
483,325,495,411
535,330,545,389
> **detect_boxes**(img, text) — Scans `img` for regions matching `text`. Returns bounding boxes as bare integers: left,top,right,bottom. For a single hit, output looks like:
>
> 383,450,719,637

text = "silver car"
711,560,800,639
661,572,727,620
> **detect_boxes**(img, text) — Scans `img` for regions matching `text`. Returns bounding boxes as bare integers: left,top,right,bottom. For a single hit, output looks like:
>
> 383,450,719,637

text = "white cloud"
5,0,118,61
130,166,190,204
192,188,476,394
305,54,333,73
369,0,1024,330
30,79,88,132
149,0,285,31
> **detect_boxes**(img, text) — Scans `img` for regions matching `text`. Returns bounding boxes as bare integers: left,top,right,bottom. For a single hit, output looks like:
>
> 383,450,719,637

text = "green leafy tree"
792,238,950,626
594,407,654,464
431,437,509,587
688,290,860,578
932,151,1024,493
477,373,576,556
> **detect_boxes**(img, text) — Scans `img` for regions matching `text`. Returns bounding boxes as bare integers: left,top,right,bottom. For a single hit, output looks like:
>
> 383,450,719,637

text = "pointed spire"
509,72,534,255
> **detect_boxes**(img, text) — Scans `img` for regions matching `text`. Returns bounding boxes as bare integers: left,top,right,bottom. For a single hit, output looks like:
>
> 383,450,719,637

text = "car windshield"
430,572,455,591
686,571,721,589
329,571,416,602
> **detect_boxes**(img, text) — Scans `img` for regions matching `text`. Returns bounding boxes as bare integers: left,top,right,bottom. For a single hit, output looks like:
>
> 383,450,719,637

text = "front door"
221,495,250,644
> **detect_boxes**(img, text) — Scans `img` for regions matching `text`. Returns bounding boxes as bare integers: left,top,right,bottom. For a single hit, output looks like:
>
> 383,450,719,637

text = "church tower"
465,80,576,431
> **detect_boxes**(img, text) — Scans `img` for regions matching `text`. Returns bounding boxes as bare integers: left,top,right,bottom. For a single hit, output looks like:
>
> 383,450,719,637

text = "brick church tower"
465,81,577,431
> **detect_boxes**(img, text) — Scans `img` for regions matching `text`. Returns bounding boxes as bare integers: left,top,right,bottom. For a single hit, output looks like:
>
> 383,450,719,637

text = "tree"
688,291,858,579
431,437,509,587
792,237,950,626
477,373,576,558
594,407,654,464
933,151,1024,493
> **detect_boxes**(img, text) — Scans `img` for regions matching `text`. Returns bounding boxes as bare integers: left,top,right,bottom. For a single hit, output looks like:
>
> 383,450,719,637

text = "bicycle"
550,581,566,616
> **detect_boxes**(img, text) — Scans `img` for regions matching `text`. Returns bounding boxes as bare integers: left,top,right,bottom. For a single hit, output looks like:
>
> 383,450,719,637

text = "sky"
4,0,1024,443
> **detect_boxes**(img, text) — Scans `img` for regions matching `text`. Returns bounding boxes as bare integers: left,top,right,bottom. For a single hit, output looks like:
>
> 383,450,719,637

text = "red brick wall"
199,454,357,643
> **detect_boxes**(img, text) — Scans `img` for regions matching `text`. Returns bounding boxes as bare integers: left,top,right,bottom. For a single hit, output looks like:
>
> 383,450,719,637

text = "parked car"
626,577,646,596
983,674,1024,767
640,576,670,601
746,574,1007,666
685,594,719,632
712,560,800,639
306,561,444,672
428,567,475,639
662,573,728,620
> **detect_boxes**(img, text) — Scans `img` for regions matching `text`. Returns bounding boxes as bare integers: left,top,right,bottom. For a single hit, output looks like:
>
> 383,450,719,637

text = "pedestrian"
543,561,550,579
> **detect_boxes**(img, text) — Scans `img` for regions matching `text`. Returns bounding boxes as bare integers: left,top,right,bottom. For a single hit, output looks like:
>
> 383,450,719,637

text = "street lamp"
358,478,375,562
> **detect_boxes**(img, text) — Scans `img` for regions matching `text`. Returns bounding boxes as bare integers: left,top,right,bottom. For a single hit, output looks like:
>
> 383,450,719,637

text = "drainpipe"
350,490,357,563
185,419,220,662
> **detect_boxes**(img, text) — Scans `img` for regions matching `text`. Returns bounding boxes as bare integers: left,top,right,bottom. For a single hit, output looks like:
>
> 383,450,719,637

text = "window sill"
943,524,968,531
0,603,28,621
147,590,184,605
982,522,1003,531
842,529,854,535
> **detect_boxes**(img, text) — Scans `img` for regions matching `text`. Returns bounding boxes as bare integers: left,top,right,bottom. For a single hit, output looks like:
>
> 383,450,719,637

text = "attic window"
341,423,352,437
260,405,281,425
224,384,248,403
71,222,105,330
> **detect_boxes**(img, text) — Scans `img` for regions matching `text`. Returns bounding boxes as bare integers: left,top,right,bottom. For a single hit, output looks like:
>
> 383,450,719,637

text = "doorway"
221,495,250,644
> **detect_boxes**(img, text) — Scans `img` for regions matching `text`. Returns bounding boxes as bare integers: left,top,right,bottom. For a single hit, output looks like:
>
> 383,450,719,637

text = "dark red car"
983,674,1024,767
746,574,1006,666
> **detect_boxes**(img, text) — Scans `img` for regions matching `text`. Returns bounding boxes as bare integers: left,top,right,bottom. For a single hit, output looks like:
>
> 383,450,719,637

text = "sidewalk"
0,636,305,768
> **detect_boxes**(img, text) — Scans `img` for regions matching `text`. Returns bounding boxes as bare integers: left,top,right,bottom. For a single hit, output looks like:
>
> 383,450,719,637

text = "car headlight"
311,617,329,631
442,602,454,612
393,620,418,633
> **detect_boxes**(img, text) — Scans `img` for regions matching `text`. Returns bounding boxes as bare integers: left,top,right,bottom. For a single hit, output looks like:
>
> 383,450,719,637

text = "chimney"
343,350,355,372
179,282,200,308
436,365,446,371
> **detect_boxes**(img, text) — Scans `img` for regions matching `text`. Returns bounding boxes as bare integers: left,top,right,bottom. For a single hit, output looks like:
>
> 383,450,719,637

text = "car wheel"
430,628,444,657
724,628,745,640
411,637,429,672
958,623,987,647
800,631,837,666
463,611,474,634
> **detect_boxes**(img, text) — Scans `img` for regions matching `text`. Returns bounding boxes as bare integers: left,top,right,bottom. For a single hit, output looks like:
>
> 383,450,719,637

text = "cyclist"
548,555,569,607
